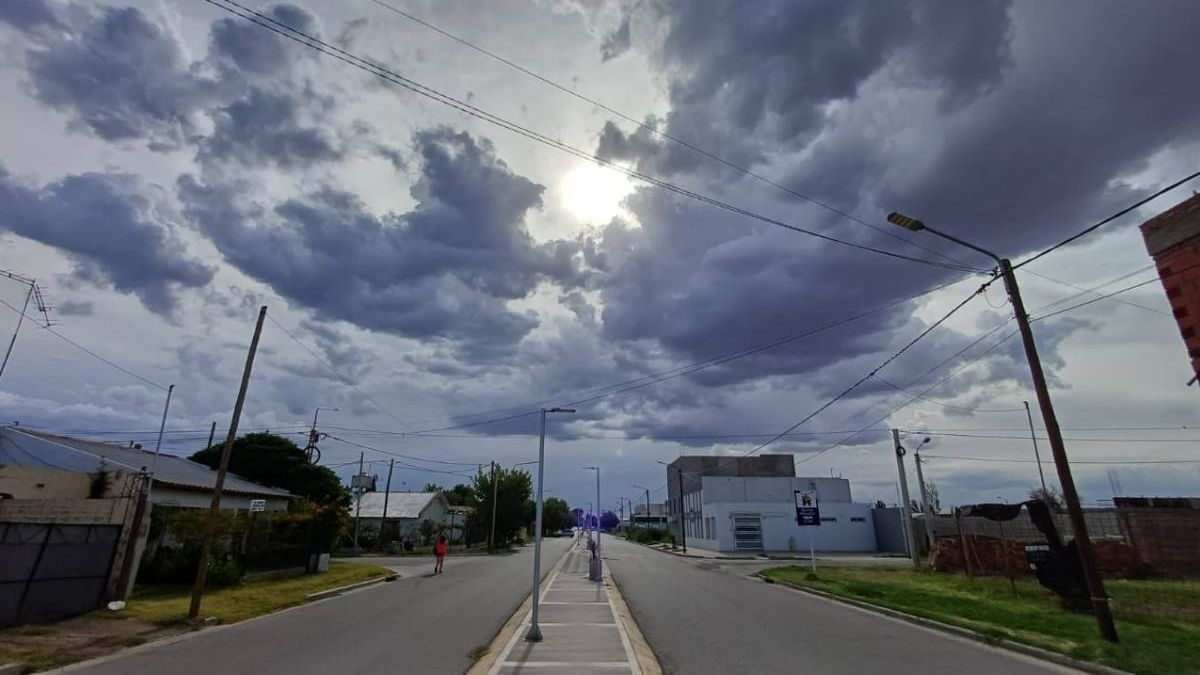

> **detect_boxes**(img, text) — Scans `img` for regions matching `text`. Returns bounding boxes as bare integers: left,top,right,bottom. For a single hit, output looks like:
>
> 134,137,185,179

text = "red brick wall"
1150,237,1200,380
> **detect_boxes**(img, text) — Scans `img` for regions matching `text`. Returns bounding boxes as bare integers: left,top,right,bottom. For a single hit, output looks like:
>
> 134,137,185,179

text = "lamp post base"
525,626,543,642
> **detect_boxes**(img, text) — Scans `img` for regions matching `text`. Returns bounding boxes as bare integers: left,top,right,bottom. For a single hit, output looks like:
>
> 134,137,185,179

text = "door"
732,514,763,551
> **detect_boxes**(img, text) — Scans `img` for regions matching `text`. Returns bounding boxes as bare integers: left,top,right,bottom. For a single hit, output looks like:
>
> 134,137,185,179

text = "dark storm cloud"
179,128,586,353
0,165,213,313
0,0,61,31
199,88,344,168
17,2,216,150
208,3,321,76
611,0,1013,178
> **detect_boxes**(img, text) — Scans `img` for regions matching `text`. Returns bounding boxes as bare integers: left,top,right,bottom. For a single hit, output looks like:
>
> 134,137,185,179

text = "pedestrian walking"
434,535,448,574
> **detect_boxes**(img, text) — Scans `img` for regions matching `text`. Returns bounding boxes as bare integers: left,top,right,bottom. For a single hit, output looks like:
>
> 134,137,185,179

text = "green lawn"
760,566,1200,675
125,561,394,625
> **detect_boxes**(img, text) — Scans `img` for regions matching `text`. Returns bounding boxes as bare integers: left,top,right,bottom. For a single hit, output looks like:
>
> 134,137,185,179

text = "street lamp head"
887,211,926,232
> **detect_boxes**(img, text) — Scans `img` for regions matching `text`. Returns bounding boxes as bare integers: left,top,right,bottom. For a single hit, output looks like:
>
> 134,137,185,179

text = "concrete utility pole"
892,429,920,569
145,384,175,503
657,462,689,553
0,271,51,384
583,466,601,580
888,212,1118,642
1024,400,1049,494
189,305,267,620
353,452,365,555
913,437,936,552
489,461,498,553
206,421,216,449
381,459,394,549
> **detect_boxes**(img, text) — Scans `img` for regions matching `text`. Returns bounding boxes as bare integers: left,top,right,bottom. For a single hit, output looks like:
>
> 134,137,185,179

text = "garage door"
732,514,762,551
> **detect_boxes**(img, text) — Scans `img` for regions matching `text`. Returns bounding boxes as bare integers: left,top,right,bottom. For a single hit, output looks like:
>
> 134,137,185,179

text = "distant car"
559,528,576,537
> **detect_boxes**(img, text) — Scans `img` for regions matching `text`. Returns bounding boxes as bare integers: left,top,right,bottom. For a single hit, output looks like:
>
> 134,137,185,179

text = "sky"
1,0,1199,514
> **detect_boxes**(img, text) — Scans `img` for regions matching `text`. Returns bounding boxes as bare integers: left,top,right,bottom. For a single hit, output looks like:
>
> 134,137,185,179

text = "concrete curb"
466,542,576,675
605,567,662,675
304,573,397,602
626,539,757,560
759,575,1130,675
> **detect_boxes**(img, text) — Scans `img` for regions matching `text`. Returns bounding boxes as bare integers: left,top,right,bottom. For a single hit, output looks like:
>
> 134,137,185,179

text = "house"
0,426,294,510
354,491,449,541
630,502,667,530
665,454,877,553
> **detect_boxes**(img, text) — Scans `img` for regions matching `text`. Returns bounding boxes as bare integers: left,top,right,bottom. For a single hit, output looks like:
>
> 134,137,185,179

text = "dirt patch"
0,613,188,672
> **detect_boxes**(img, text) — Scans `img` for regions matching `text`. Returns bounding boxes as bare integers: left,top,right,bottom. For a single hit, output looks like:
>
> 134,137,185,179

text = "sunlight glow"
559,163,634,224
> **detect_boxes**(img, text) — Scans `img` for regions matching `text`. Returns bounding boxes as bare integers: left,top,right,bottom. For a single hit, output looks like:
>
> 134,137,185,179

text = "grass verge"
0,562,393,672
760,566,1200,675
125,561,394,625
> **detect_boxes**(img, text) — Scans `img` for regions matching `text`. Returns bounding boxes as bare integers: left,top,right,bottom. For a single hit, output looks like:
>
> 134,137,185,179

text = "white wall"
690,502,877,553
701,476,852,505
150,488,290,511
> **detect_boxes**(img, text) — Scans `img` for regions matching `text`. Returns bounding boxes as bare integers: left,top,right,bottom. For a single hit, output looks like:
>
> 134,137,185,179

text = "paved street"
58,538,573,675
604,537,1078,675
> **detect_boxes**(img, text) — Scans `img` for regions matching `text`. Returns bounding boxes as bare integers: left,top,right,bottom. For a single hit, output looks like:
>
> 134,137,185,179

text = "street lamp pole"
583,466,601,580
526,407,574,643
888,212,1118,642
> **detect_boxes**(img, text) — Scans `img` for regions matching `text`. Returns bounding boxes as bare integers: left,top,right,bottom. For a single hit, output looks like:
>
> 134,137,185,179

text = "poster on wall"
794,489,820,526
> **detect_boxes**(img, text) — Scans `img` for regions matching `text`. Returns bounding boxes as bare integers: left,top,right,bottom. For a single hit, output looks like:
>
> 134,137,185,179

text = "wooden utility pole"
352,452,364,555
189,306,267,620
206,421,216,449
488,461,498,553
892,429,920,568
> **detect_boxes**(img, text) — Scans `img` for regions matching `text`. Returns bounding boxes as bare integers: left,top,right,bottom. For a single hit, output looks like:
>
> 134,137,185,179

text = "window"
850,517,866,523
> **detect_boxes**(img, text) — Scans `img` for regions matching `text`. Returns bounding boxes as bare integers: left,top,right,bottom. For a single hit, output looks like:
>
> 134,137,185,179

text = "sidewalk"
488,540,643,674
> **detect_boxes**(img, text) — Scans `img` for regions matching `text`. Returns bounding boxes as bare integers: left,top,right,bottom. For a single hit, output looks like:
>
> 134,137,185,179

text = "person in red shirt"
433,535,448,574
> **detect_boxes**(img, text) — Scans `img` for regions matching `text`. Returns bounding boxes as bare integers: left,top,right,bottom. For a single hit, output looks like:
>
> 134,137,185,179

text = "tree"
418,518,437,545
600,510,619,531
445,483,476,507
190,433,348,508
422,482,442,493
1030,486,1065,510
471,467,533,547
542,497,570,534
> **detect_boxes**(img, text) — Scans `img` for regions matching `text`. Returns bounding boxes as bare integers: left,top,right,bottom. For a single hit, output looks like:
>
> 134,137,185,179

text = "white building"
354,491,450,540
666,455,877,553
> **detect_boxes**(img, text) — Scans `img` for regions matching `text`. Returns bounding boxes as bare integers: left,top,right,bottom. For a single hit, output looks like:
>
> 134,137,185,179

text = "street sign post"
795,489,820,573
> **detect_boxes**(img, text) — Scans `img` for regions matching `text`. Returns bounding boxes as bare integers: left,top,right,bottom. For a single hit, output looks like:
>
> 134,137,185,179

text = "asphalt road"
605,537,1078,675
61,537,573,675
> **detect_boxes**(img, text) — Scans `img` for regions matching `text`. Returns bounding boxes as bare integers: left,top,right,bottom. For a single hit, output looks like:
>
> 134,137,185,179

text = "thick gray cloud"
0,0,61,31
15,2,219,150
0,165,213,313
208,3,321,76
599,12,632,62
179,128,586,354
200,88,345,168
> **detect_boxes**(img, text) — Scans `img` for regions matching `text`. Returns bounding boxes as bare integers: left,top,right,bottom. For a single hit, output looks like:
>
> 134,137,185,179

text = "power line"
1014,169,1200,270
361,0,978,272
915,431,1200,444
397,277,969,435
797,321,1022,464
1022,268,1167,317
324,434,485,470
0,296,167,390
873,375,1024,413
922,453,1200,466
199,0,979,274
265,314,413,431
744,281,993,456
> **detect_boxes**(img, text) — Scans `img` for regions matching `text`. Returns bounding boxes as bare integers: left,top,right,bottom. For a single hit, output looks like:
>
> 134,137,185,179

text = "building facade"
664,455,877,553
1140,192,1200,383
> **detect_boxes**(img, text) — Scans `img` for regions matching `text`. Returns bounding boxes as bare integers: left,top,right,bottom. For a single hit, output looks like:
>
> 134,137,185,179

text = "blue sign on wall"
795,489,820,526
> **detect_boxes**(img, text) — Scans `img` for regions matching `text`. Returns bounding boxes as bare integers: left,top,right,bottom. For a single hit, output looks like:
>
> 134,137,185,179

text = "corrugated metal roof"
355,491,446,519
0,427,294,499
